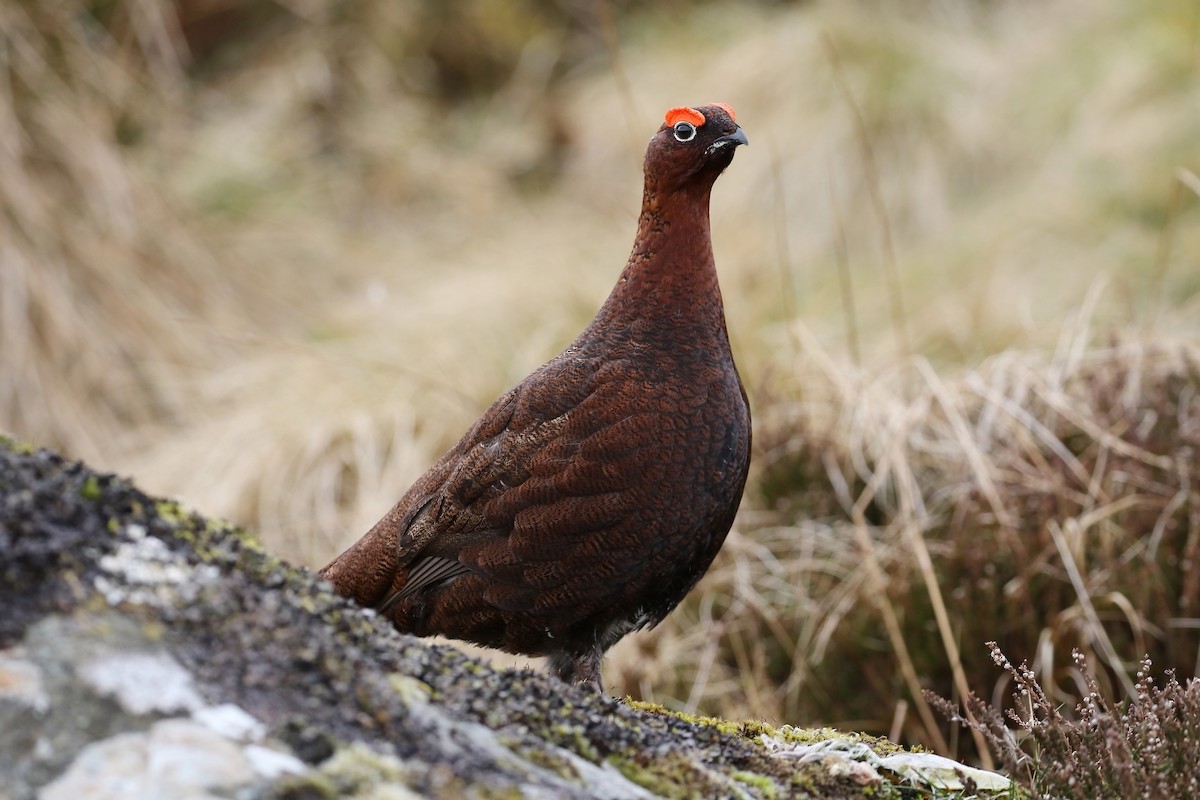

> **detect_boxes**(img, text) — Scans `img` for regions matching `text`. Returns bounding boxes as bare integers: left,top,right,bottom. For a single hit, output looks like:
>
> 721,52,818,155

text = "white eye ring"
672,121,697,142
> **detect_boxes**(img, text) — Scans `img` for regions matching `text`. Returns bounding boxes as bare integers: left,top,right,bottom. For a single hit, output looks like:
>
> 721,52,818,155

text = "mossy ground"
5,437,996,798
2,0,1197,772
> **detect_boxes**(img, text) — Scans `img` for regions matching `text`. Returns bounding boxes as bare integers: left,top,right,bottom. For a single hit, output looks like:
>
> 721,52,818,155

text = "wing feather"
377,556,472,613
383,371,678,620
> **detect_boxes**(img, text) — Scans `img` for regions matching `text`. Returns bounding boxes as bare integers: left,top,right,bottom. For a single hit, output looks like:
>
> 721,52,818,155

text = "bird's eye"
672,121,697,142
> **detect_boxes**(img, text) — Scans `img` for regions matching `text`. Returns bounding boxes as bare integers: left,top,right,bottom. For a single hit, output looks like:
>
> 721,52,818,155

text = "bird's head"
644,102,748,193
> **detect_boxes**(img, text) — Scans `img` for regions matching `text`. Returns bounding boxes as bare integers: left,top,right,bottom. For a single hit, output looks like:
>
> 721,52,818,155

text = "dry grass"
2,0,1200,764
0,0,201,462
933,644,1200,798
623,325,1200,759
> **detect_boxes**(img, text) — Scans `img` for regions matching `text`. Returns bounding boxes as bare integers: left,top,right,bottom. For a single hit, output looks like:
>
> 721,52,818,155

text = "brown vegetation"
639,333,1200,762
933,644,1200,799
2,0,1199,782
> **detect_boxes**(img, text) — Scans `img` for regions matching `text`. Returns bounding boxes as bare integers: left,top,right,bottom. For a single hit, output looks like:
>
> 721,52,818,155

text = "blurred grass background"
2,0,1199,761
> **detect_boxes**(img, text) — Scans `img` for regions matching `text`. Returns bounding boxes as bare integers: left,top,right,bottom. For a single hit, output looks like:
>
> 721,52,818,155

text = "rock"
40,719,260,800
0,435,1010,798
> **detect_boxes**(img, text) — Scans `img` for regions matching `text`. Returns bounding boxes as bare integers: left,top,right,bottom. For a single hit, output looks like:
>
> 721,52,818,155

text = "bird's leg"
547,648,605,693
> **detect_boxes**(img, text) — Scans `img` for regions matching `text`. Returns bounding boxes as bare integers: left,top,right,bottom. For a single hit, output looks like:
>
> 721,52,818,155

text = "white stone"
192,703,265,742
78,652,204,715
0,650,48,713
242,744,308,779
39,719,256,800
877,751,1012,791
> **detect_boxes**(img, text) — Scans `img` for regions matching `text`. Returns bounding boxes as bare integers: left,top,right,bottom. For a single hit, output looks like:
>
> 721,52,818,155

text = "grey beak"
708,126,749,154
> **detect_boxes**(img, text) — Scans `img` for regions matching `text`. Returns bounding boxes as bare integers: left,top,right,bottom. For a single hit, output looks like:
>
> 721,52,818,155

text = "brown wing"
318,384,525,608
331,343,747,657
373,409,573,612
375,375,676,623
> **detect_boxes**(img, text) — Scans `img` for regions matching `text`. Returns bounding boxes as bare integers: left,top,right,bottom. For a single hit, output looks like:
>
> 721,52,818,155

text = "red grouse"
320,103,750,690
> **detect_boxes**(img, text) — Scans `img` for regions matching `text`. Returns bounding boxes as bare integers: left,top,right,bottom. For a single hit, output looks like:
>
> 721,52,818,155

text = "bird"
319,103,750,691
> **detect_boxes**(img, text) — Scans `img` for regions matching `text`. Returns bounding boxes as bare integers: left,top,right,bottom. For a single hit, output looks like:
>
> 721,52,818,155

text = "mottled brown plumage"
319,103,750,690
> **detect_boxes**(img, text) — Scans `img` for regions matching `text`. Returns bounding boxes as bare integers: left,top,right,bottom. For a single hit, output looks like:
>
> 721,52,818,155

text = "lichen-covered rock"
0,436,1009,798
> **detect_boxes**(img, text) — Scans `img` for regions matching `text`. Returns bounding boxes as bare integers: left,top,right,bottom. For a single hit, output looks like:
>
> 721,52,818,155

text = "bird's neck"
596,184,727,331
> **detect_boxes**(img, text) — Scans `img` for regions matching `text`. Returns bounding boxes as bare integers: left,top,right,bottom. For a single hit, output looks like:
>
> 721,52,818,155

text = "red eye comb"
709,102,736,121
664,106,706,128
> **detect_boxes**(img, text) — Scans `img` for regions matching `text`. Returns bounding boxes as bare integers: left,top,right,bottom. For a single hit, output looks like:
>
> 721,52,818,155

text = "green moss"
770,726,906,757
547,722,600,763
625,700,783,742
80,474,101,500
478,787,525,800
152,499,192,527
139,620,167,642
154,499,278,574
0,435,35,455
265,771,337,800
626,699,723,726
608,753,712,799
318,741,414,793
625,700,905,759
498,734,580,783
732,769,779,798
387,673,433,706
